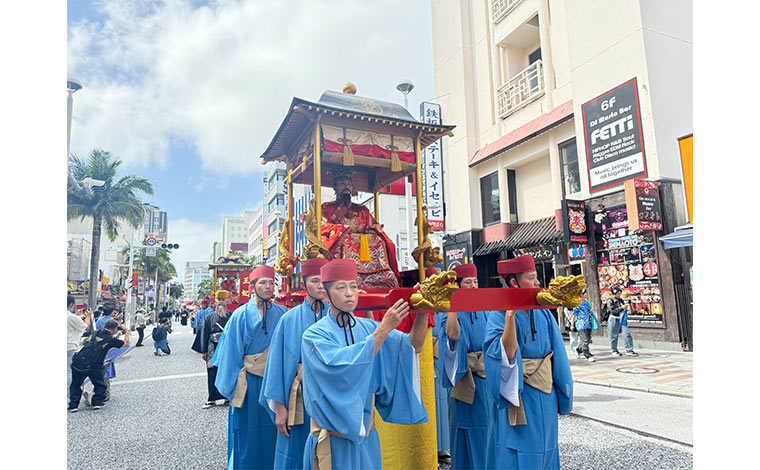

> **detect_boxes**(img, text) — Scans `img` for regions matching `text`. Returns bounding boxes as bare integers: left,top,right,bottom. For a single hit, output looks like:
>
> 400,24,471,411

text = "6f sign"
582,78,647,192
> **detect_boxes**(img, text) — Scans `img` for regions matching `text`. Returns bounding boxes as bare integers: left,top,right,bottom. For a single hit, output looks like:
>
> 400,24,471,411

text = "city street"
68,322,693,470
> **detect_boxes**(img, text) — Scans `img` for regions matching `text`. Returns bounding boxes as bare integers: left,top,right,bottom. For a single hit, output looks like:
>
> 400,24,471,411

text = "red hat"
452,263,477,279
497,255,536,277
425,268,439,277
320,259,358,282
251,265,276,280
301,258,329,278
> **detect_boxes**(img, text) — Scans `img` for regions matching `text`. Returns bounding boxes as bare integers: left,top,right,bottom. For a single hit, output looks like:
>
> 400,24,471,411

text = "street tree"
68,149,155,309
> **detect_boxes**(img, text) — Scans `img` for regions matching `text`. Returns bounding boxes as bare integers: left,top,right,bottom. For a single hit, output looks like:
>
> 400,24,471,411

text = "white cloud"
68,0,436,175
166,217,219,283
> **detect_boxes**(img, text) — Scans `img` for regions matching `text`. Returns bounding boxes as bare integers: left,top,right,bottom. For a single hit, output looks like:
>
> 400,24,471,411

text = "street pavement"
68,323,693,469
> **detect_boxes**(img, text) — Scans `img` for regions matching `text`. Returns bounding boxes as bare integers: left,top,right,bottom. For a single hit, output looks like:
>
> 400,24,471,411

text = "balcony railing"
491,0,524,24
496,59,544,118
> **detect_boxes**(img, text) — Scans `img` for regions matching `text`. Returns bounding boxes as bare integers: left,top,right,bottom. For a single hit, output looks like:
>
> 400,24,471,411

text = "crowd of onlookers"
66,296,197,412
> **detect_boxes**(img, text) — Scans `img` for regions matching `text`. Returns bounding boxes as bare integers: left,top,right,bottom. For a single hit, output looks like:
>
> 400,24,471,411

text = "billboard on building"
420,102,444,231
582,78,647,192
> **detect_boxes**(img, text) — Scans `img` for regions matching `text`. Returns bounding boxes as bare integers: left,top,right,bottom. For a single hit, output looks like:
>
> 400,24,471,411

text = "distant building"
221,211,254,256
183,261,211,301
247,204,264,265
144,210,168,242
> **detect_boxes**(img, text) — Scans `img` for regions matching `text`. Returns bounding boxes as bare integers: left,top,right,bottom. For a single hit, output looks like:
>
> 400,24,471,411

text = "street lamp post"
67,78,83,190
396,79,415,270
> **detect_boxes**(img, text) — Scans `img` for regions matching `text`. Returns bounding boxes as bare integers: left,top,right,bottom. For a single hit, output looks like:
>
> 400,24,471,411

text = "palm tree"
120,242,177,309
68,149,155,308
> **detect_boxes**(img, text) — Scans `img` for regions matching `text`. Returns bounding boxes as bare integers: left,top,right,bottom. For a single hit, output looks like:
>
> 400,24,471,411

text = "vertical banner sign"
624,179,663,231
582,78,647,192
420,102,444,231
238,269,251,306
561,199,589,244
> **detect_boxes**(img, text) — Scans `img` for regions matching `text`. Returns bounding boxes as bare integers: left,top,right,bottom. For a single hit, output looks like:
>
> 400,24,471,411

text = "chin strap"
326,291,356,346
256,295,273,335
469,312,478,324
305,286,325,322
513,279,537,342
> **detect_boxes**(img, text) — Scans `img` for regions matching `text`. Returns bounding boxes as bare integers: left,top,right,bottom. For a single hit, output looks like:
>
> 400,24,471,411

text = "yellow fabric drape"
376,328,437,469
230,349,269,408
359,234,371,263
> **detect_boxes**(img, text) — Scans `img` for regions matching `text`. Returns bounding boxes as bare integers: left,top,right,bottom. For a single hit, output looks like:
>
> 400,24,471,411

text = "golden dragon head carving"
410,270,459,311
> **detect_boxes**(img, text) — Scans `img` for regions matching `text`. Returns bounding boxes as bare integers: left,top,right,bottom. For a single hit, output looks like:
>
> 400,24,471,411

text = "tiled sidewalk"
565,340,693,397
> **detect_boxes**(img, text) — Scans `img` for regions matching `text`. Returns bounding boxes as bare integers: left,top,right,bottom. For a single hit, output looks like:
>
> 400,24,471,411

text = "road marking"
112,372,205,385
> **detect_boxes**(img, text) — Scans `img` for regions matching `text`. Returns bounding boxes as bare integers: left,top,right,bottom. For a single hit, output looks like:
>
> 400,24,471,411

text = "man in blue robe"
301,259,429,469
483,255,573,469
432,311,451,464
260,258,329,469
211,265,289,470
193,297,212,334
438,263,492,469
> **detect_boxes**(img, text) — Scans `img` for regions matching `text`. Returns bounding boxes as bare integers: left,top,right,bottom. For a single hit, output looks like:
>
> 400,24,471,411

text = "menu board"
594,207,663,324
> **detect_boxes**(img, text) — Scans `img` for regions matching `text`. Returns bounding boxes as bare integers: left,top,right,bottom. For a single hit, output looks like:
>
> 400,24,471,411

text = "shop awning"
659,224,693,250
473,217,563,256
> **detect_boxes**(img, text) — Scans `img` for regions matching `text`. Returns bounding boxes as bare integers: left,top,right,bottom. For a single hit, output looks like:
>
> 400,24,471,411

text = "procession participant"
321,167,400,288
260,258,329,469
301,259,429,469
438,263,492,470
211,265,289,470
192,290,232,409
483,255,573,470
193,297,211,333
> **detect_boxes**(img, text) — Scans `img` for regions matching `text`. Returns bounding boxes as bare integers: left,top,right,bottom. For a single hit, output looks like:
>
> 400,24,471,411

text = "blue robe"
483,309,573,469
260,299,327,469
193,306,212,329
301,313,429,469
212,300,289,470
432,313,451,453
439,311,492,469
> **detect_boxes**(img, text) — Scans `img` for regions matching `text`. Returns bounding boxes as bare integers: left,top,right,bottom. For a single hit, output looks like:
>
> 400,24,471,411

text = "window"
507,169,517,223
559,139,581,196
480,172,501,226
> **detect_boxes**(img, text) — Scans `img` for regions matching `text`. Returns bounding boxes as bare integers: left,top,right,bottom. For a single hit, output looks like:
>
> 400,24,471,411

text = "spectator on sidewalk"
135,308,147,347
153,317,172,356
95,305,117,330
573,289,595,362
604,287,638,357
561,306,580,359
67,296,92,396
158,306,172,324
68,320,130,412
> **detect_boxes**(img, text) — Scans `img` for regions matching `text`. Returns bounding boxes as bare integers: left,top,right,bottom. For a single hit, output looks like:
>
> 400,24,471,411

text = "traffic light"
161,243,180,249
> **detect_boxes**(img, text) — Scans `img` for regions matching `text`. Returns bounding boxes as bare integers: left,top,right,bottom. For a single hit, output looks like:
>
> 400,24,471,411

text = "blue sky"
67,0,437,279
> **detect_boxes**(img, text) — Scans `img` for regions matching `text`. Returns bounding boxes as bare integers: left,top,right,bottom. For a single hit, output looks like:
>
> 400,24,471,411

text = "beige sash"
451,351,486,405
508,351,554,426
310,399,376,470
287,363,305,426
230,348,269,408
432,336,439,359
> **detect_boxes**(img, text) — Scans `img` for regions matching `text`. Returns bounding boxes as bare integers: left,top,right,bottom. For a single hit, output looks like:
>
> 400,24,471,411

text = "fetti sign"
561,199,588,244
582,78,647,192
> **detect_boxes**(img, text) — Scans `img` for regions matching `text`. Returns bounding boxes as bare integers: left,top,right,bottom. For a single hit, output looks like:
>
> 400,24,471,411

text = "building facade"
221,210,254,256
432,0,692,349
183,261,211,301
247,204,264,265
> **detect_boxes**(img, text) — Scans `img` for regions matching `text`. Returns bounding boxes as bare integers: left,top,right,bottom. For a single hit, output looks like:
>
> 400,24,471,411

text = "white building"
263,161,288,265
431,0,692,348
247,204,264,265
221,210,254,256
183,261,211,301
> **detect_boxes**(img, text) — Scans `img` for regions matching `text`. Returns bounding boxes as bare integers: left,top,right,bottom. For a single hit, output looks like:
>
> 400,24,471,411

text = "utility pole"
125,230,136,330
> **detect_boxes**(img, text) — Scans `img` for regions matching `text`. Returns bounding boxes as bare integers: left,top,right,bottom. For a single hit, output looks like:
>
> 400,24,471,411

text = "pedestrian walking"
181,308,189,327
483,254,573,469
300,259,428,469
192,290,233,409
438,263,492,470
135,308,147,347
603,287,638,357
210,265,289,470
68,320,130,412
153,317,172,356
573,289,595,362
67,295,92,396
562,306,580,359
259,258,328,469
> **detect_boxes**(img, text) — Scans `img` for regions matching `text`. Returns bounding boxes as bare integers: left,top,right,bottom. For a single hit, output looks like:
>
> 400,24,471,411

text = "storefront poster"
594,207,662,324
561,199,588,244
625,179,663,231
583,78,647,192
420,102,445,231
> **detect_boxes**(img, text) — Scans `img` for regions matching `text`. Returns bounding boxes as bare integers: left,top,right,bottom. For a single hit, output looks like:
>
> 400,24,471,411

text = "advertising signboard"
582,78,647,192
420,102,445,231
561,199,588,244
625,179,663,231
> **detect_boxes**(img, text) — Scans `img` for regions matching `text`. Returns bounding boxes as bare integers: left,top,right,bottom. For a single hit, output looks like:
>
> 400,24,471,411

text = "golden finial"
342,82,357,95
